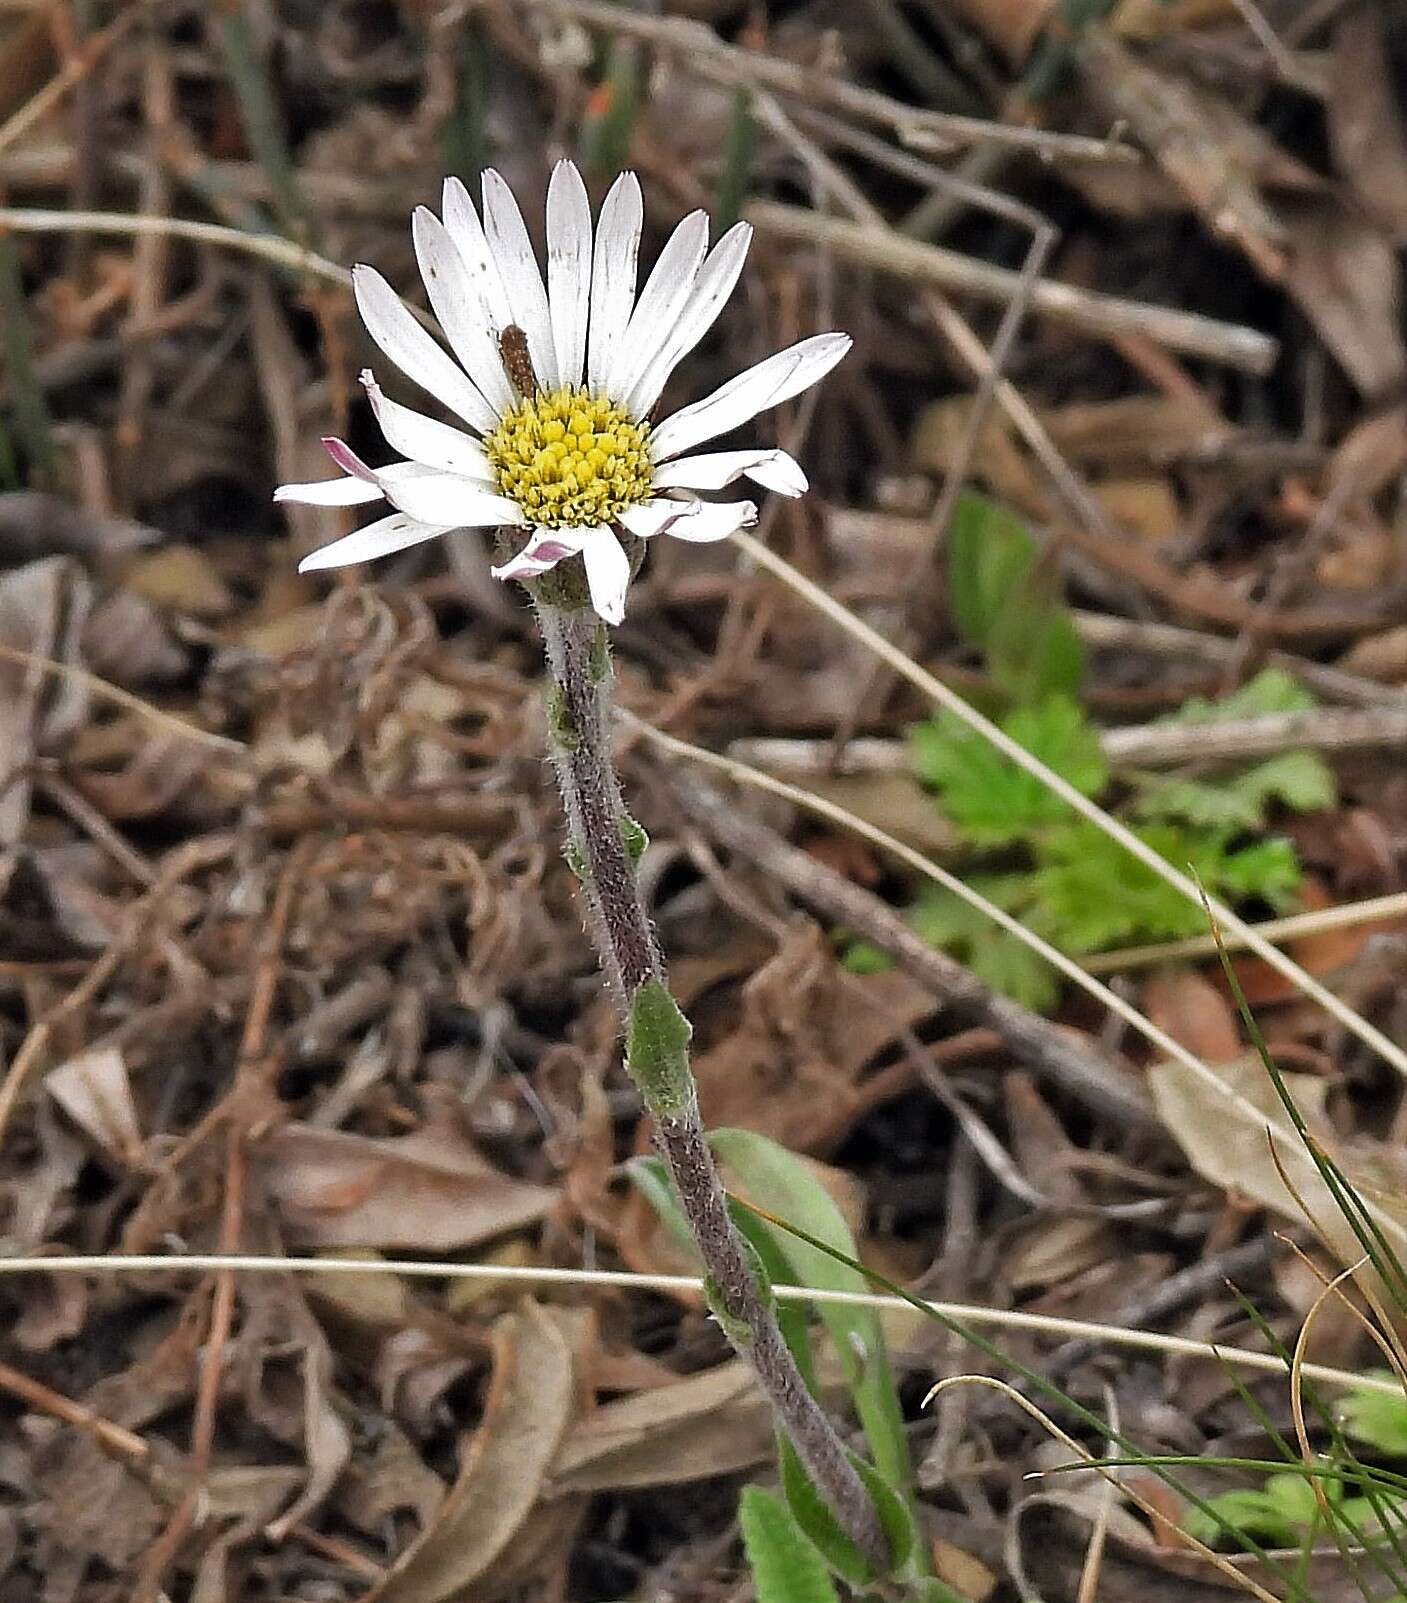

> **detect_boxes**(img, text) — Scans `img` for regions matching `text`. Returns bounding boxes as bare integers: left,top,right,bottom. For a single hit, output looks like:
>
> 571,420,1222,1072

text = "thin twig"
0,1252,1392,1398
746,200,1278,373
730,702,1407,772
504,0,1139,162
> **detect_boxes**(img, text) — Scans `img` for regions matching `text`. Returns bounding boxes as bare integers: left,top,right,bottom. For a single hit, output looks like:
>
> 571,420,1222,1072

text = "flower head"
276,161,850,625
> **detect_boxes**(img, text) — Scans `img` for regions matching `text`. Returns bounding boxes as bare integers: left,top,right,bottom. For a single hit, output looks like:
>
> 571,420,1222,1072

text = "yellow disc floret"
482,386,654,530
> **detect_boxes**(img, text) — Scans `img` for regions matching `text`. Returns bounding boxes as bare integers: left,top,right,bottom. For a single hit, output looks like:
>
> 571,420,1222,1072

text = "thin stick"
506,0,1139,163
0,206,349,285
0,1252,1393,1397
746,200,1278,373
0,643,248,755
728,529,1407,1083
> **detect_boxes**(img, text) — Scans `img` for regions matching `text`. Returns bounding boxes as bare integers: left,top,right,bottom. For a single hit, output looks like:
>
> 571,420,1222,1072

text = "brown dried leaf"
259,1115,555,1251
45,1047,144,1168
1330,7,1407,242
0,557,91,844
1142,968,1241,1064
366,1300,576,1603
1282,199,1406,399
550,1359,774,1493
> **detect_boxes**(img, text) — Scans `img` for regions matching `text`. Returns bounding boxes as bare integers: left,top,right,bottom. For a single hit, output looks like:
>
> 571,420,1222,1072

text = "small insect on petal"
500,324,538,398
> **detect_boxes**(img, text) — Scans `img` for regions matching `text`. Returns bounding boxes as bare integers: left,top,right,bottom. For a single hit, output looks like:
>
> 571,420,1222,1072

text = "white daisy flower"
275,160,851,626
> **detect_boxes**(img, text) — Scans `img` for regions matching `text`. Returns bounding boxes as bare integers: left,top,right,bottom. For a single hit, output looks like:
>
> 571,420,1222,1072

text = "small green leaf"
837,938,894,976
947,490,1084,702
740,1484,841,1603
1339,1373,1407,1457
779,1442,915,1584
621,814,649,863
909,885,1060,1012
625,981,694,1117
910,695,1107,845
1168,668,1316,723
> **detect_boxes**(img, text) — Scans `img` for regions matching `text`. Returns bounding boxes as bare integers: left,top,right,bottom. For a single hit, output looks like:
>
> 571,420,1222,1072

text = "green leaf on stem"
780,1440,914,1584
739,1484,841,1603
625,980,694,1117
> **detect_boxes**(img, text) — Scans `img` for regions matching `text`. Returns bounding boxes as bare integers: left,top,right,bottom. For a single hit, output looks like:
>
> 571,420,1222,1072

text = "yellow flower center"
482,386,653,530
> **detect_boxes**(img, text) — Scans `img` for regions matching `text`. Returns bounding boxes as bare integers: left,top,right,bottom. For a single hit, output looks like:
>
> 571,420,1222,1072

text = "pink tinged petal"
625,222,753,416
546,160,592,388
490,525,591,583
441,176,512,331
362,372,496,480
616,498,701,539
663,499,757,543
651,332,853,461
587,171,643,391
651,446,807,497
481,167,558,390
352,265,498,433
578,525,631,625
607,210,710,402
298,512,457,572
412,208,517,414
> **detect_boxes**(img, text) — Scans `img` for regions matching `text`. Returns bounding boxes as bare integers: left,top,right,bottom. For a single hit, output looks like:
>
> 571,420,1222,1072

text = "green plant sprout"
840,492,1336,1010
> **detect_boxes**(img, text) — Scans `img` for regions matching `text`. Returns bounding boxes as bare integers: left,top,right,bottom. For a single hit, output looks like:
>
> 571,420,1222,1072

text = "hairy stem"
534,597,891,1575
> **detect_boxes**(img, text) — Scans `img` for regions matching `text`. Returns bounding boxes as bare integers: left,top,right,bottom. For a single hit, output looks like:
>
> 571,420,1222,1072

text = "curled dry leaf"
45,1047,145,1169
257,1117,556,1251
365,1299,576,1603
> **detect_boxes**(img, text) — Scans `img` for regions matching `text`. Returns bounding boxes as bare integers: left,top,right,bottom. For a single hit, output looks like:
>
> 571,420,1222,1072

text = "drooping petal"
546,160,592,388
661,499,757,542
412,208,517,414
381,474,524,529
481,167,558,390
298,512,458,572
651,446,807,497
352,265,498,433
275,475,383,507
616,498,701,539
362,372,497,480
607,210,709,402
277,440,452,506
490,525,591,582
441,176,512,331
578,525,632,624
587,172,643,390
650,332,852,461
625,222,752,416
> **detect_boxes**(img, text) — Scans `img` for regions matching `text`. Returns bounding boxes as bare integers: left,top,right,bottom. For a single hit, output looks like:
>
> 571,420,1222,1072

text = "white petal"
608,210,709,401
490,525,591,582
587,172,643,391
352,265,498,433
617,498,701,539
578,525,631,624
298,512,456,572
652,446,807,497
362,372,496,480
276,475,383,507
441,176,512,331
481,168,558,390
382,473,524,529
626,222,752,415
546,160,592,388
651,332,852,461
663,499,757,543
412,208,516,414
